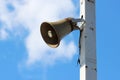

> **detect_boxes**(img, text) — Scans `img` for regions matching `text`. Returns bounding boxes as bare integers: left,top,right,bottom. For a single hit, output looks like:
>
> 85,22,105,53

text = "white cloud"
0,0,77,67
25,28,77,66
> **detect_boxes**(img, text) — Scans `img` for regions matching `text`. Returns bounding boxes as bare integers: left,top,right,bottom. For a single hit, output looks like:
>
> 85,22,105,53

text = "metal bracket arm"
71,18,85,30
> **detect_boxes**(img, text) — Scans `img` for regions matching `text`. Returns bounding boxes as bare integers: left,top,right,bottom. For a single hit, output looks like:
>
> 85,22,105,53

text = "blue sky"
97,0,120,80
0,0,120,80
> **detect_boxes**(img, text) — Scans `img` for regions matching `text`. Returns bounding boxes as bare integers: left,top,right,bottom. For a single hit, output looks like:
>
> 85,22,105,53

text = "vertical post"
80,0,97,80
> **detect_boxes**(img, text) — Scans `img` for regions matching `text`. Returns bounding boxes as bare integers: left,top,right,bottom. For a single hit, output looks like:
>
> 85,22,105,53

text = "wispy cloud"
0,28,8,40
0,0,77,67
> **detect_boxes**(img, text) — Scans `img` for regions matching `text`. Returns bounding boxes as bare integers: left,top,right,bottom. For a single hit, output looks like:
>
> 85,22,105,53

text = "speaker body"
40,18,76,48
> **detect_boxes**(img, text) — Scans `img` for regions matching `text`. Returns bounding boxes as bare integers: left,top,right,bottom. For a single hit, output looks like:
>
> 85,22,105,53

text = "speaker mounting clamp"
71,18,85,31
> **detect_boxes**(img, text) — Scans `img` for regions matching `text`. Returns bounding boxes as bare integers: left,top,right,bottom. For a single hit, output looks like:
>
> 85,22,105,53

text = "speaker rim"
40,22,60,48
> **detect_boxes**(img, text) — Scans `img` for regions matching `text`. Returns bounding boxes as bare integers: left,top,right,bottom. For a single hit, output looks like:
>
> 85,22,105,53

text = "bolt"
90,27,94,31
85,66,88,68
84,36,87,38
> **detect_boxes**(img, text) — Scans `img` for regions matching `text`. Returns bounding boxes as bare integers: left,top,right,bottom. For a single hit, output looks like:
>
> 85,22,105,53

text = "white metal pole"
80,0,97,80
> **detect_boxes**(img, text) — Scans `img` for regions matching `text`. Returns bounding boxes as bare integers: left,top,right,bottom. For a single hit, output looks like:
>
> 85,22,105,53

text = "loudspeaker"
40,18,77,48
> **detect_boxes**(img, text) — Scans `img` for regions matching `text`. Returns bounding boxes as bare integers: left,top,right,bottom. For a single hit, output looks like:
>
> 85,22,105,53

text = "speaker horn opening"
40,22,60,48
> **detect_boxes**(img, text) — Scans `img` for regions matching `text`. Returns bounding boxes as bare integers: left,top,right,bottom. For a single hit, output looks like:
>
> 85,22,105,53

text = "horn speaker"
40,18,76,48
